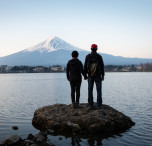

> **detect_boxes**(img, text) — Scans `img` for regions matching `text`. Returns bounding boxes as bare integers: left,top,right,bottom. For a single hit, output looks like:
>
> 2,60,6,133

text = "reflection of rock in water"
32,103,135,137
1,104,135,146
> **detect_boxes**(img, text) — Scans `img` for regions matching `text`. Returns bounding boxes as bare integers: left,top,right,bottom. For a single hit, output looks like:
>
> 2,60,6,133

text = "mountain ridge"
21,36,83,53
0,36,152,66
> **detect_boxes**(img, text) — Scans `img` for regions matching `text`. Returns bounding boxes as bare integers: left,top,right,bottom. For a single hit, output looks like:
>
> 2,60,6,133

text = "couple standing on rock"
66,44,105,108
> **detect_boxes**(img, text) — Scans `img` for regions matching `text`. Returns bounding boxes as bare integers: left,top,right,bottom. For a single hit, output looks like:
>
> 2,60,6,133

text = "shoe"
96,106,101,110
95,103,102,109
71,102,76,108
75,102,79,108
87,106,96,111
91,106,96,110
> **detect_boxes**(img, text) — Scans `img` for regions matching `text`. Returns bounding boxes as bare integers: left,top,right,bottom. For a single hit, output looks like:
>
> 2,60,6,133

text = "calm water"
0,73,152,146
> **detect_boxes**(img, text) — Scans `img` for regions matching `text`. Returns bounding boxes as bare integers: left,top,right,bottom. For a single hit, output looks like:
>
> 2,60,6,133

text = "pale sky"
0,0,152,58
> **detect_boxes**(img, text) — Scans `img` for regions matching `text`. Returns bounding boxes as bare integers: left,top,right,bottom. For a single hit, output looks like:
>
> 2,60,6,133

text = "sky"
0,0,152,58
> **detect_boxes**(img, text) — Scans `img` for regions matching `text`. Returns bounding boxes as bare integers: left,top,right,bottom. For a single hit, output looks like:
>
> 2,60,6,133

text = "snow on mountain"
0,36,88,66
0,36,152,66
22,36,83,53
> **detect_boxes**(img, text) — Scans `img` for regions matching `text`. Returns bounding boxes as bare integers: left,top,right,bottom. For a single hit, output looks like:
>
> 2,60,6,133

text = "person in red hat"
84,44,105,108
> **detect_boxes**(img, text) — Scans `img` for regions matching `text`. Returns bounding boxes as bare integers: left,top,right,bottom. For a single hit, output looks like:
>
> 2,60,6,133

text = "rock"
24,139,34,145
12,126,19,130
2,135,22,145
58,137,62,140
47,129,55,134
32,103,135,136
27,133,35,140
39,131,47,138
30,144,38,146
34,132,47,142
0,132,53,146
67,122,81,133
72,124,81,133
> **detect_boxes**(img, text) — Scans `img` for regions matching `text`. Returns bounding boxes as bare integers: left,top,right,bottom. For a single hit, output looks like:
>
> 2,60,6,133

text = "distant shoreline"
0,63,152,73
1,71,152,75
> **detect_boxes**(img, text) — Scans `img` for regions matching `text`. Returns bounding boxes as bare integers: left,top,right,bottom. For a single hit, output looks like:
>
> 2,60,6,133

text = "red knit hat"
91,44,97,48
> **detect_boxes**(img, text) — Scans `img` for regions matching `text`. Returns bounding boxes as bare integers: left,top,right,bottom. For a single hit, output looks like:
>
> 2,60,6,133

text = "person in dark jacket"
66,51,87,108
84,44,105,108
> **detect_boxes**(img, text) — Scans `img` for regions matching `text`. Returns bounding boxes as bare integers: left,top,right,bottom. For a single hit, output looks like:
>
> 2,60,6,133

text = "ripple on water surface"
0,73,152,145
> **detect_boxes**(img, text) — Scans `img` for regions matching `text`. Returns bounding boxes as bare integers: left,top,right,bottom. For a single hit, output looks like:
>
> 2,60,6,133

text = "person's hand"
84,76,88,80
102,76,104,81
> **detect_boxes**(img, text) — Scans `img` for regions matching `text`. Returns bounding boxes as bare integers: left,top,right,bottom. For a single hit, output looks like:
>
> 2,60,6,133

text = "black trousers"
70,80,82,103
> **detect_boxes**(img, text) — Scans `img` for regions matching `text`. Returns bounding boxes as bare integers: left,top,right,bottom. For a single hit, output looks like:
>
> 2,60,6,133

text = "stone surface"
24,139,34,145
34,132,47,142
0,132,53,146
12,126,19,130
2,135,21,145
32,103,135,135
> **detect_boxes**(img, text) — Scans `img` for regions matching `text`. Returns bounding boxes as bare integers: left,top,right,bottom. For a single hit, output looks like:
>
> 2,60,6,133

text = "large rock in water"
32,104,135,136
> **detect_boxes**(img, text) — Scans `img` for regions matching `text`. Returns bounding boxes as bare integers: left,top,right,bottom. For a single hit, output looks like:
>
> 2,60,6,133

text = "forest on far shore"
0,63,152,73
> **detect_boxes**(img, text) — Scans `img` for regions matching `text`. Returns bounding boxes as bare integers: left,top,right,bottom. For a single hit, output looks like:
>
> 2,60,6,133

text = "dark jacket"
84,52,105,77
66,58,86,81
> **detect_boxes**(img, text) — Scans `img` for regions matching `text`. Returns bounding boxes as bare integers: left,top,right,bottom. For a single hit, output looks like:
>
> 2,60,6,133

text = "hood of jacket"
70,58,79,65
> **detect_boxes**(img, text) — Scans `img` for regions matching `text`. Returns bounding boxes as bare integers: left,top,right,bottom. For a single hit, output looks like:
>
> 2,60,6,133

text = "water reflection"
46,130,126,146
0,73,152,145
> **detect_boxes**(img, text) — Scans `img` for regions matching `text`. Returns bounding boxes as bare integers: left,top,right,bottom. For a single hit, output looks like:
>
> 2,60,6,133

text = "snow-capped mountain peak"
23,36,83,53
0,36,152,66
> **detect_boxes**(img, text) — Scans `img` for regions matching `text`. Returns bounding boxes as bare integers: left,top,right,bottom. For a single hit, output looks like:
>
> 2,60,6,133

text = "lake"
0,73,152,146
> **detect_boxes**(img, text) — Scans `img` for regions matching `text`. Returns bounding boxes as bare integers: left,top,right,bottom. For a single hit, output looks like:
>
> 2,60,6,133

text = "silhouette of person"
84,44,104,108
66,51,87,108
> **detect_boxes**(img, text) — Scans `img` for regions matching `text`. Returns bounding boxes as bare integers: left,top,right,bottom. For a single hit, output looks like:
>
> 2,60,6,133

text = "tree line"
0,63,152,73
104,63,152,72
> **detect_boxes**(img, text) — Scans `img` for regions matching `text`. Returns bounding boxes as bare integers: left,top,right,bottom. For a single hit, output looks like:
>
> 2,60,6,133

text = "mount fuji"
0,36,85,66
0,36,152,66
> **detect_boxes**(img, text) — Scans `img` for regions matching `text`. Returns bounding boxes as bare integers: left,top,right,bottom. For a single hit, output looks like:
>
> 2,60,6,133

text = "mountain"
0,36,152,66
